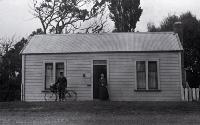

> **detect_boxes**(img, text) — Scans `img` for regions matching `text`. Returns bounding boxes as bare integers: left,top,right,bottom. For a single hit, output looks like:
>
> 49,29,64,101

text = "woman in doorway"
99,73,109,100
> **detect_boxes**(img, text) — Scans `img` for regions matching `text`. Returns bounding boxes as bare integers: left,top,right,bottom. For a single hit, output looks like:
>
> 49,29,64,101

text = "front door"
93,60,107,99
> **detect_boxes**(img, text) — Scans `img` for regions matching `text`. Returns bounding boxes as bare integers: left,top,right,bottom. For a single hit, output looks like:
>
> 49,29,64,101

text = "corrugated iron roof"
22,32,183,54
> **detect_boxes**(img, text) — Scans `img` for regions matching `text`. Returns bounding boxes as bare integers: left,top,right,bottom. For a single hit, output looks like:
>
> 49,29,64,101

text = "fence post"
21,83,23,101
196,88,199,101
189,88,193,101
185,88,188,101
181,87,185,101
192,88,196,101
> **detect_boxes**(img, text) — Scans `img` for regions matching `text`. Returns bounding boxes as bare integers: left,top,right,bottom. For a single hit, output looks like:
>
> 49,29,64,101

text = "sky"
0,0,200,38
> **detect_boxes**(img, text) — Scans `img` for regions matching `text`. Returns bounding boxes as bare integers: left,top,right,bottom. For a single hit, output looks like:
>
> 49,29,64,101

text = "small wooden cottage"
21,32,183,101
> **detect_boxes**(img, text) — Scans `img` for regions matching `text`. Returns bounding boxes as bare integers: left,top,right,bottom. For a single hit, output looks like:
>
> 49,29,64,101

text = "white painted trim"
43,60,67,90
90,60,93,100
21,55,25,101
134,61,137,90
146,61,149,90
53,62,56,86
64,61,67,78
135,59,160,91
107,59,110,98
42,61,46,90
157,59,161,90
179,52,184,101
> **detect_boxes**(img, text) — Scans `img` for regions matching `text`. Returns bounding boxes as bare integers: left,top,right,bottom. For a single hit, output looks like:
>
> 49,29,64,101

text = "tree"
0,36,15,56
147,14,179,32
78,7,109,33
0,27,45,101
147,12,200,87
108,0,143,32
30,28,44,36
0,37,28,101
147,22,158,32
31,0,108,34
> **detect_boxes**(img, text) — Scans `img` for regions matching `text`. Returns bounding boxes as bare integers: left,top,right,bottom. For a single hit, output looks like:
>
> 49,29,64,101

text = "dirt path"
0,101,200,125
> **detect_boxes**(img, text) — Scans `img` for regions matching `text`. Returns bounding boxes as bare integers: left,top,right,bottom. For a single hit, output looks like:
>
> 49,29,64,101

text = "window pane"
136,61,146,89
148,61,158,89
56,63,64,80
45,63,53,89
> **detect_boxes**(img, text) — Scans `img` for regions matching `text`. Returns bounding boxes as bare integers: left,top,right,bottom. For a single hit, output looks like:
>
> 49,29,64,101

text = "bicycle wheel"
65,90,77,101
44,92,57,101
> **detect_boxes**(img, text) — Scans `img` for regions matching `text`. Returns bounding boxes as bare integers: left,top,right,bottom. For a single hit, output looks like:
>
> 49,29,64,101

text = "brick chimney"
173,22,183,45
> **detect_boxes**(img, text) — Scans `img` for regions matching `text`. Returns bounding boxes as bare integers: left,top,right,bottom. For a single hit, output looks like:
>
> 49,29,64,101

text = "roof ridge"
34,32,175,37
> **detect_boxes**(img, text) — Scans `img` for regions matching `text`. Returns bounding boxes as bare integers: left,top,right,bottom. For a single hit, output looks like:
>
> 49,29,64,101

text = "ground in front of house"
0,101,200,125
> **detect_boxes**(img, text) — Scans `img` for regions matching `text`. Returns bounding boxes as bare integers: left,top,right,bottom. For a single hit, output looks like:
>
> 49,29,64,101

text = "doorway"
93,60,107,99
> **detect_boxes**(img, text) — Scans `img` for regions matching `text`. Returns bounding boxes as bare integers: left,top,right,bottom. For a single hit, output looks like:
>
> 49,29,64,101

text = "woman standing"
99,73,109,100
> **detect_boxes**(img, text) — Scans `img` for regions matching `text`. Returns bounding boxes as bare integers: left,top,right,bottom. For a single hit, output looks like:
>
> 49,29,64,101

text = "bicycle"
42,84,77,101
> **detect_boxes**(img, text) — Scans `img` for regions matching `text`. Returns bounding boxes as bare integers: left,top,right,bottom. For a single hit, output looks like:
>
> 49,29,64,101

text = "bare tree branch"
30,0,108,34
0,36,16,55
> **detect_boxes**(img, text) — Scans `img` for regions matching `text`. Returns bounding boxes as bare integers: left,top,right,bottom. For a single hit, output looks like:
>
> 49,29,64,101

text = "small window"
45,63,53,89
136,60,159,90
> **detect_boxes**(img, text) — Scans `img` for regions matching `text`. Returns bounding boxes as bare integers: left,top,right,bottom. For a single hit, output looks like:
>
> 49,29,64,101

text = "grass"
0,101,200,125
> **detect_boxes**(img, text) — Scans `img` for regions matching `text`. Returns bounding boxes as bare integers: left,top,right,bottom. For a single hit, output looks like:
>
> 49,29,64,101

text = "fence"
181,87,199,101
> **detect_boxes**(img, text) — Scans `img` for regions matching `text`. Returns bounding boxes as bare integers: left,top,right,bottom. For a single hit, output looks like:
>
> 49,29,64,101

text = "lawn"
0,101,200,125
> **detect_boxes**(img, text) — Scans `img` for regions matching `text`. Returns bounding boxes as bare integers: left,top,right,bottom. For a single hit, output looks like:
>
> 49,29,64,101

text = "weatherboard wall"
23,52,182,101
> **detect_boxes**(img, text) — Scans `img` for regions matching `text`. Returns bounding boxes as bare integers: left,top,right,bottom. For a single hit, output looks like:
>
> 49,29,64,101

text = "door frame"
91,59,109,100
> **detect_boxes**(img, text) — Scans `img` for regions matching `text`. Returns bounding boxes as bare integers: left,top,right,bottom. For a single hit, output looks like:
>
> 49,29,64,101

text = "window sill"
41,89,51,93
134,89,161,92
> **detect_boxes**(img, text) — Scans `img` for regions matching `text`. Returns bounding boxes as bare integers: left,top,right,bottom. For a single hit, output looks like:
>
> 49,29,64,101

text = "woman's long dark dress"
99,78,109,100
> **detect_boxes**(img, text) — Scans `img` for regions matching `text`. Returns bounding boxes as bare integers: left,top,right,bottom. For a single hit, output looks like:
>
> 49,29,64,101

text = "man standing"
56,72,67,101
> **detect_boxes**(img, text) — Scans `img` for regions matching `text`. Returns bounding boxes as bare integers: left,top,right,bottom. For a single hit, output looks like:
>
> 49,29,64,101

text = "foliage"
0,38,27,101
31,0,108,34
30,28,44,36
147,22,157,32
78,7,109,33
0,36,15,56
147,12,200,87
108,0,142,32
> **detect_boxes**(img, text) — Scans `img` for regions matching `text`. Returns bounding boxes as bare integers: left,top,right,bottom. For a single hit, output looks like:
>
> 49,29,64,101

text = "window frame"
43,60,66,90
135,59,160,91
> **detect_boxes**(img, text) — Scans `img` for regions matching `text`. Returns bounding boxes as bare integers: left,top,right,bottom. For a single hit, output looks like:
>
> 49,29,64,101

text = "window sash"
136,60,159,90
148,61,158,89
136,61,146,90
45,63,53,89
56,63,64,81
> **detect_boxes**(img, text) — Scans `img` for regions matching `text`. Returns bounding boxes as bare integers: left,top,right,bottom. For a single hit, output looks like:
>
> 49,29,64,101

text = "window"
45,63,53,89
136,61,146,90
148,61,158,89
44,61,65,90
56,63,64,81
136,60,159,90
